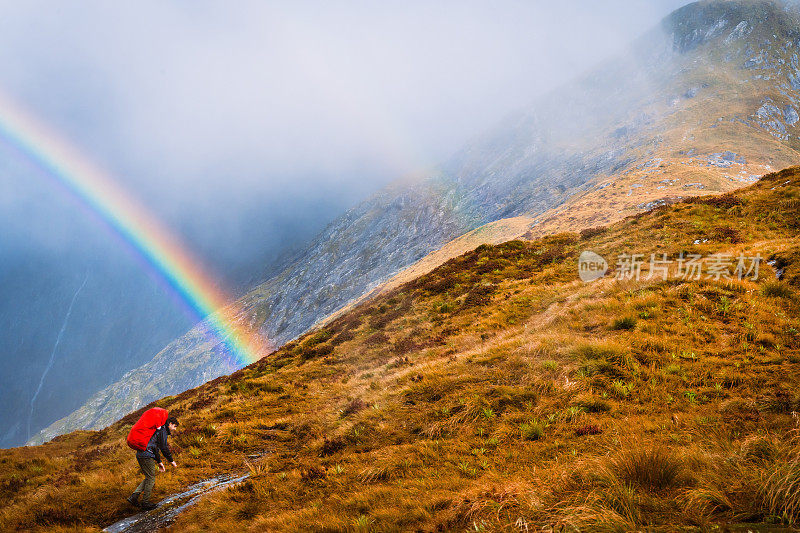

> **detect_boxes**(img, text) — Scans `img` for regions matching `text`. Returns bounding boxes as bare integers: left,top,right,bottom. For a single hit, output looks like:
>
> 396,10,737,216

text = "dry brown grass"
1,167,800,531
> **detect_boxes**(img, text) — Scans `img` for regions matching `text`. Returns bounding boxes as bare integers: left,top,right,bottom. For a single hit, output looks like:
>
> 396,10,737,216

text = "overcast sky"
0,1,689,229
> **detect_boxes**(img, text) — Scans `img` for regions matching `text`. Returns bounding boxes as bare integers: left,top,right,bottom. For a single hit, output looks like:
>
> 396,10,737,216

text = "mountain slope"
3,165,800,531
32,0,800,444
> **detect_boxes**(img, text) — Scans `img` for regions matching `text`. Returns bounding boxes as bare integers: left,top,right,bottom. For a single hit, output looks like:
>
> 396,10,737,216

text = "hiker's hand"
171,461,177,468
158,463,165,472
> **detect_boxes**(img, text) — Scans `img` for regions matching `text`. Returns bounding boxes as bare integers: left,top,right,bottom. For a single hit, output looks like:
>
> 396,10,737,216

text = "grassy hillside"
3,166,800,531
315,0,800,335
316,216,538,329
39,0,800,447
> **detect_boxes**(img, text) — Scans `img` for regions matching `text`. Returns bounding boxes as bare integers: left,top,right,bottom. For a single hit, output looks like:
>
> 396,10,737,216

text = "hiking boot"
126,494,139,507
140,501,157,511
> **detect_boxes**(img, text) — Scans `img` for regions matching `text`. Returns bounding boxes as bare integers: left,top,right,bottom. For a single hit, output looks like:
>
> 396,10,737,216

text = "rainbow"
0,91,267,368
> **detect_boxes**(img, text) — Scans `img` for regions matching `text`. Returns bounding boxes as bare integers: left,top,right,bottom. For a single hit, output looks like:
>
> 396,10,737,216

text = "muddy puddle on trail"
104,473,249,533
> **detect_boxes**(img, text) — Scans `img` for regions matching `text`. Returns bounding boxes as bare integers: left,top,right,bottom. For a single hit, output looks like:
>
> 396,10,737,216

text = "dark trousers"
131,456,157,503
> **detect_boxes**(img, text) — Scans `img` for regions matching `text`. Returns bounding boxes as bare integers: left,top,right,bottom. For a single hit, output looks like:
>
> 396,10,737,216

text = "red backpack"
126,407,169,451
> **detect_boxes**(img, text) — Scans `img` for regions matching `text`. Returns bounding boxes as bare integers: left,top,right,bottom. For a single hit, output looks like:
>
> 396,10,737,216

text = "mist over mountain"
6,108,800,533
33,0,800,445
0,1,688,447
7,3,800,531
0,143,376,448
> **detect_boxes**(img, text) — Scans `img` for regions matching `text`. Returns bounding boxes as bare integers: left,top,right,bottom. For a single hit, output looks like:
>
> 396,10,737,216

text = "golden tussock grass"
1,167,800,531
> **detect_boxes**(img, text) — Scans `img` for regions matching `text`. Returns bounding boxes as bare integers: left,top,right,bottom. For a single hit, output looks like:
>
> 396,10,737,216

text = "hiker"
127,416,179,510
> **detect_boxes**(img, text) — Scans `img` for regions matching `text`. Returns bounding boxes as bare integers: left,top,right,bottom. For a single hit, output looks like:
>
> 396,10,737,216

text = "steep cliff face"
31,0,800,444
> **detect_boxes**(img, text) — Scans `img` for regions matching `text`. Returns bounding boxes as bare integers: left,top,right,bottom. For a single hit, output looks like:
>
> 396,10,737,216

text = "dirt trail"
104,474,248,533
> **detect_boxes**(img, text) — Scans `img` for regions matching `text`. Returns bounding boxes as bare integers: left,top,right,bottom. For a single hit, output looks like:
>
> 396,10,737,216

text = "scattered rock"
744,54,765,69
724,20,751,43
684,87,701,98
789,70,800,91
637,199,669,211
708,151,747,167
784,105,799,125
755,99,789,138
757,102,782,119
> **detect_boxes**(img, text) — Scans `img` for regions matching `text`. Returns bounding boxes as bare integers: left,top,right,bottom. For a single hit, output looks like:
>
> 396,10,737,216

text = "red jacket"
136,425,173,464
